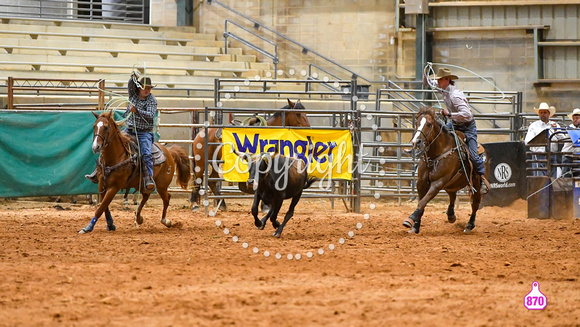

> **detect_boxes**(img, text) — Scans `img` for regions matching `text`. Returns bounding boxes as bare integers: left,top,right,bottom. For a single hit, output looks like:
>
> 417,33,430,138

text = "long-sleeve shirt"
525,120,564,153
440,84,473,124
562,123,580,154
425,77,473,124
124,83,157,132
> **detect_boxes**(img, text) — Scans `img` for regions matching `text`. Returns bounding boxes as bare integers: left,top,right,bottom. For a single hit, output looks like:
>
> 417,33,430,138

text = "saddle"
449,131,486,162
215,115,267,139
126,133,166,165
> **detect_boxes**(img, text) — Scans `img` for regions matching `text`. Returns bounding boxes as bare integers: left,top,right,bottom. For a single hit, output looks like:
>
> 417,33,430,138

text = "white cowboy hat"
430,68,459,80
567,108,580,120
533,102,556,117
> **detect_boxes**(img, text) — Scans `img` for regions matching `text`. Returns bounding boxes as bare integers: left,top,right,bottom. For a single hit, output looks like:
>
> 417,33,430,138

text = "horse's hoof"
402,218,413,228
257,225,265,230
190,205,200,212
273,231,281,238
464,224,475,233
447,215,457,224
409,227,419,234
123,200,129,206
107,225,116,231
163,220,172,228
78,228,90,234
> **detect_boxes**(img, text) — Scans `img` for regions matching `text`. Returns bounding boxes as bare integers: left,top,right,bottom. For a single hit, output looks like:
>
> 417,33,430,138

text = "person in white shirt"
524,102,564,177
561,108,580,176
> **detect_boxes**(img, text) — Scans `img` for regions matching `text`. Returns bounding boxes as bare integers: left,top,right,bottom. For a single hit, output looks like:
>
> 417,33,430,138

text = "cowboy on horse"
86,73,158,192
423,66,491,194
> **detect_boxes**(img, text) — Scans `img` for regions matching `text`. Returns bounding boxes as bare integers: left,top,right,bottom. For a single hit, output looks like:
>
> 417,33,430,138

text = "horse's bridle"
93,118,121,151
413,114,443,154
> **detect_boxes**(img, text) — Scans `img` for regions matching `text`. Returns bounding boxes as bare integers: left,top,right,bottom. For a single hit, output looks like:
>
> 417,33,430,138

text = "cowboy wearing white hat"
525,102,565,177
533,102,556,117
423,65,490,194
567,107,580,121
562,108,580,175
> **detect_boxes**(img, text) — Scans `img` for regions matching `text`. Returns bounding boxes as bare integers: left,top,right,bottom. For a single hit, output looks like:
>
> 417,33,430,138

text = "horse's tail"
168,145,191,189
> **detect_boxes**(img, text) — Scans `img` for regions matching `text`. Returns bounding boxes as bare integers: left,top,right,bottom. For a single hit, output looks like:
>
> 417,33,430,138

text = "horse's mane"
102,111,132,145
417,106,436,119
417,106,445,130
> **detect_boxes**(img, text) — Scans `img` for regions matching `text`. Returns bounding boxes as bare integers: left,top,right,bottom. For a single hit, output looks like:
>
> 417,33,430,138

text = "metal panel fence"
0,0,147,23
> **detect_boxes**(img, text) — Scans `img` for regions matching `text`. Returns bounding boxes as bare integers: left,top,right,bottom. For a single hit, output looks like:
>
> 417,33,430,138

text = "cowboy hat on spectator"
567,108,580,120
533,102,556,117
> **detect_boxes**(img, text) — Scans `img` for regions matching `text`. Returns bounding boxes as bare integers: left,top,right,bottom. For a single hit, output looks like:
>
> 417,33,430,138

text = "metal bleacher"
0,16,275,102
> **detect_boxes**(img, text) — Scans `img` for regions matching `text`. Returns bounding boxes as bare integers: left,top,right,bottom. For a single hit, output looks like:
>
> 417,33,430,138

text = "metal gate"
0,0,148,23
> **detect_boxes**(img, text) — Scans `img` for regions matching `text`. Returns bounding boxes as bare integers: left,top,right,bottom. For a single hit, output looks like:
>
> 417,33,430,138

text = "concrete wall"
189,0,580,120
150,0,177,26
195,0,397,84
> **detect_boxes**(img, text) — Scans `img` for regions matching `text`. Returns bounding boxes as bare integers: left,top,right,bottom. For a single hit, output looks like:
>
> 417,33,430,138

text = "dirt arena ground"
0,194,578,326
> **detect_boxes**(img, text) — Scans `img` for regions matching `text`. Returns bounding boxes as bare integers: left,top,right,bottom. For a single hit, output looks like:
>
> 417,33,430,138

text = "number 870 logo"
524,282,547,310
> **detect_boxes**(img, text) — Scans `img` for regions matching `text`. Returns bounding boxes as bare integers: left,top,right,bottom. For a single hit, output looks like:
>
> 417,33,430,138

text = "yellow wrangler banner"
222,128,353,182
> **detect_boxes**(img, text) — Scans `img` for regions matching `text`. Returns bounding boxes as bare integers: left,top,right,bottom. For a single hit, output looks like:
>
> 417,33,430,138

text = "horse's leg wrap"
79,216,99,234
403,208,424,230
105,211,116,231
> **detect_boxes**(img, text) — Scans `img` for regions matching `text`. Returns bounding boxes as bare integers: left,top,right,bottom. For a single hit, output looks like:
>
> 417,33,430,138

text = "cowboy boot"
143,170,156,192
85,168,98,184
480,175,490,195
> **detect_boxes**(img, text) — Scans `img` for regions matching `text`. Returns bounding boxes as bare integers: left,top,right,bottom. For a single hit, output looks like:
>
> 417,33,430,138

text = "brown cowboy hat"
430,68,458,80
138,77,155,88
567,108,580,120
533,102,556,117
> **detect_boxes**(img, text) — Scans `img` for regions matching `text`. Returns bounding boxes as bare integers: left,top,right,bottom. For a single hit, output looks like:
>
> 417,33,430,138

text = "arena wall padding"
0,111,122,198
482,141,527,207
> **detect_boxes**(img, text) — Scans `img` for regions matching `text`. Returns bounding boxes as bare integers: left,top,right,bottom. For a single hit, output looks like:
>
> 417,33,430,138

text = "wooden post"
98,79,105,110
7,76,13,109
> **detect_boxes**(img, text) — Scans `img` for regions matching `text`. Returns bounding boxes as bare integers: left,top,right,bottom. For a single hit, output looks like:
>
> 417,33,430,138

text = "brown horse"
79,111,191,233
403,106,488,234
190,99,310,211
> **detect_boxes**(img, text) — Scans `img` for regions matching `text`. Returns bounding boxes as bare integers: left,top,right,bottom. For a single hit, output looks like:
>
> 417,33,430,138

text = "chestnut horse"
79,111,191,233
403,106,488,234
190,99,310,211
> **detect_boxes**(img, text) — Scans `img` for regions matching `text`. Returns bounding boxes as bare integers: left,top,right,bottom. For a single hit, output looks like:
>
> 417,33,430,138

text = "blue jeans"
135,131,154,177
445,120,485,175
532,154,559,177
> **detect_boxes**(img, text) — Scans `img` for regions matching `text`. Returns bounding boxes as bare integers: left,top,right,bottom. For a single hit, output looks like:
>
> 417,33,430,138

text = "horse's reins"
413,115,443,156
415,115,476,192
95,118,137,186
446,117,477,193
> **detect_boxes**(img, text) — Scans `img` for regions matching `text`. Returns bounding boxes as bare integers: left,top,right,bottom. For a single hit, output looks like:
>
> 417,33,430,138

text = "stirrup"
480,176,490,195
85,170,98,184
144,176,156,191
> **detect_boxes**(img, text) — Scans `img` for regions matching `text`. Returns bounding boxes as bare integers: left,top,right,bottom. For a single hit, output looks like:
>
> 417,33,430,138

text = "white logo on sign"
494,163,512,183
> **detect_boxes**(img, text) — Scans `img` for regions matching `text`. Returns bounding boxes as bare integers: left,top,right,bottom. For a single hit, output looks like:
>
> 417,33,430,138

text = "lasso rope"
526,170,572,200
424,62,506,102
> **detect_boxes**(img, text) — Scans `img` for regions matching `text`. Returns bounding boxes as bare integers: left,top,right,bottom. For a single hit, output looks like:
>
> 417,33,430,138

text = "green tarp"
0,111,104,197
